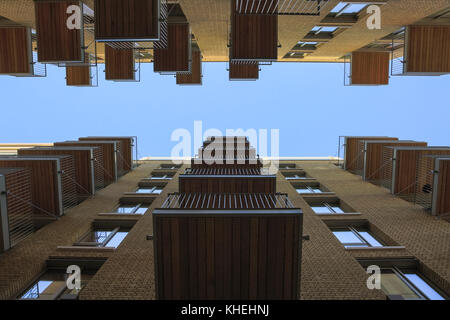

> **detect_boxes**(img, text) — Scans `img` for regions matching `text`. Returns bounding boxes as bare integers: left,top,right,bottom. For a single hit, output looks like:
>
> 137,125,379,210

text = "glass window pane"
331,206,344,213
152,188,163,194
93,230,112,244
333,231,364,244
312,206,332,214
105,232,128,248
344,4,366,13
321,27,338,32
404,274,445,300
116,205,137,214
359,231,383,247
134,206,149,214
136,188,151,193
21,280,53,299
297,188,312,193
311,188,322,193
330,2,347,13
380,272,422,300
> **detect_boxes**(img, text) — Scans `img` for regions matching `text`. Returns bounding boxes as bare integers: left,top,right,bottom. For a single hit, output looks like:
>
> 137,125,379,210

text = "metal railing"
390,27,406,76
160,193,295,209
235,0,331,16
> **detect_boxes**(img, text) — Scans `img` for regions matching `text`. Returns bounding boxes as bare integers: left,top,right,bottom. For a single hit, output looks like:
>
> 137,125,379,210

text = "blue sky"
0,62,449,158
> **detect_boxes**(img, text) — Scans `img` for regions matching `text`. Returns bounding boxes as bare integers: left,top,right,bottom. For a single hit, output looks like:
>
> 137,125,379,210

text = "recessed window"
115,204,149,215
136,186,163,194
20,272,93,300
311,26,338,34
74,228,129,248
330,2,368,16
331,226,383,248
149,173,174,180
296,186,323,194
159,164,181,170
279,163,296,169
381,268,445,300
311,203,344,214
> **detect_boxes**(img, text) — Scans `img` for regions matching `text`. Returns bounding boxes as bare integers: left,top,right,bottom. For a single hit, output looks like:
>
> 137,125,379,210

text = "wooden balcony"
359,140,427,182
0,156,78,218
176,49,202,85
229,62,259,80
34,0,84,63
79,136,134,173
342,136,398,172
18,146,104,198
94,0,160,41
54,141,119,184
406,25,450,74
104,45,136,81
0,27,31,75
350,51,390,85
154,23,191,73
153,192,302,299
230,0,278,61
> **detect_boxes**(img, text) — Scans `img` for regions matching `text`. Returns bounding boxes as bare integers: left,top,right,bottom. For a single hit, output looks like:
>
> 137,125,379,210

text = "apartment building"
0,135,448,300
0,0,449,85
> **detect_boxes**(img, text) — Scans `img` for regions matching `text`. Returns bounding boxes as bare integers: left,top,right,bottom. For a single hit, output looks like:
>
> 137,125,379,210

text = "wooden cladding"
154,214,301,299
344,137,398,171
229,62,259,80
407,25,450,73
54,141,117,185
436,160,450,216
0,27,31,74
154,23,190,72
0,168,33,252
179,176,276,194
362,141,427,181
231,0,278,60
176,50,202,85
66,65,91,86
351,52,390,85
104,45,135,80
34,1,83,63
393,148,450,197
18,147,100,198
0,157,77,217
95,0,159,40
79,137,133,174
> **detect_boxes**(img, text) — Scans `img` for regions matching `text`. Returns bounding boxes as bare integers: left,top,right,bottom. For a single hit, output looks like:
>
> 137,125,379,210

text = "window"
115,204,149,215
331,226,383,248
286,174,308,180
311,26,338,34
296,186,323,194
381,268,445,300
20,272,92,300
136,186,163,194
279,163,296,169
330,2,368,16
159,164,181,170
150,173,173,180
74,228,129,248
311,203,344,214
